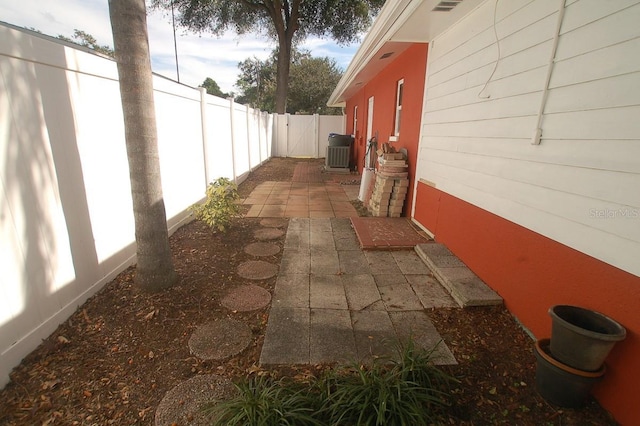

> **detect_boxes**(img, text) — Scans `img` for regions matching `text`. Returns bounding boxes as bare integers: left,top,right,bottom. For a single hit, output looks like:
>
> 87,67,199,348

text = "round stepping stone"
221,285,272,312
244,242,280,257
237,260,278,280
155,374,235,426
260,218,288,228
254,228,285,241
188,319,252,360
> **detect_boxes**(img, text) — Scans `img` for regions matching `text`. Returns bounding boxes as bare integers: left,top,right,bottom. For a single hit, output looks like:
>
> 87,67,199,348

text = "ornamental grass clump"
189,177,241,232
319,339,455,426
206,338,455,425
205,375,323,426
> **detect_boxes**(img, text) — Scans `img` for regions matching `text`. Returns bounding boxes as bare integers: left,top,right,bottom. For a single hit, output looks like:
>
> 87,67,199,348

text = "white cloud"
0,0,358,93
300,36,360,70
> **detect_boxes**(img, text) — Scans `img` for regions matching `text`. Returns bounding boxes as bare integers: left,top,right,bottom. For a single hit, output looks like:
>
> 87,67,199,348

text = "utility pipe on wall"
532,0,566,145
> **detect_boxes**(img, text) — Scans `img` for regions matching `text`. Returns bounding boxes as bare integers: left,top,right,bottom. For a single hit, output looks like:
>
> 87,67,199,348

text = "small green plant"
190,177,241,232
205,339,455,425
320,339,455,425
205,375,323,426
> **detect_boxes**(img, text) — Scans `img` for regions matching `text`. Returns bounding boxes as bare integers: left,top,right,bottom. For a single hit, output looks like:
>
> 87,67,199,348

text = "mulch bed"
0,158,618,425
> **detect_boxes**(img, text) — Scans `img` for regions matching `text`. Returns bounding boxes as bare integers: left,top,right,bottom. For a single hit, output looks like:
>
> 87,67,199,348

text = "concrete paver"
378,279,425,311
338,250,371,275
272,274,309,308
415,243,503,307
392,250,432,275
260,307,310,364
310,249,340,275
405,274,458,309
389,311,457,364
310,309,357,363
310,275,348,310
351,310,397,361
343,274,383,311
364,251,403,275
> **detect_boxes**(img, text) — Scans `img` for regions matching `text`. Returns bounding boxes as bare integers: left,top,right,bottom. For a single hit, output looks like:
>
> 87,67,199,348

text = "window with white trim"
393,79,404,138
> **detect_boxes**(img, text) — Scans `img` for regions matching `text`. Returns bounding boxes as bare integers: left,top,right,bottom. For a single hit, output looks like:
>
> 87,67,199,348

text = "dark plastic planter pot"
535,339,605,408
549,305,626,371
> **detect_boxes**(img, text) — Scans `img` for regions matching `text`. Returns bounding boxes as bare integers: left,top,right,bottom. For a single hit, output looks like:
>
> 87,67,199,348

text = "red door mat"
350,217,431,249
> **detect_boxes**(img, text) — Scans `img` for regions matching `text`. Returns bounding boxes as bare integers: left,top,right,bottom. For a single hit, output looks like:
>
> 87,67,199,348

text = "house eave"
328,0,484,107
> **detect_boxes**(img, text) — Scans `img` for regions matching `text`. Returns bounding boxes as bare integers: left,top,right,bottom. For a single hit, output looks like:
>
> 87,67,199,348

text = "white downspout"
532,0,566,145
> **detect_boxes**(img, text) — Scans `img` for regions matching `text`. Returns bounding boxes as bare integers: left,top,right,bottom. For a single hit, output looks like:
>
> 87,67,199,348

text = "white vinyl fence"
0,23,292,388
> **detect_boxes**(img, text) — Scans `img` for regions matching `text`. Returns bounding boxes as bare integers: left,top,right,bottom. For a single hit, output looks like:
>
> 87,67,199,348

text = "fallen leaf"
42,380,60,390
143,309,157,320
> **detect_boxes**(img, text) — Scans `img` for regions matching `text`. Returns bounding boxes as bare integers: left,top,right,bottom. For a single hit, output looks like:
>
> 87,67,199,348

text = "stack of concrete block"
367,153,409,217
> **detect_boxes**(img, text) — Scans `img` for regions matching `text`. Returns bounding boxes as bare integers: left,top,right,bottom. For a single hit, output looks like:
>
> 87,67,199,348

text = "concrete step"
415,243,503,308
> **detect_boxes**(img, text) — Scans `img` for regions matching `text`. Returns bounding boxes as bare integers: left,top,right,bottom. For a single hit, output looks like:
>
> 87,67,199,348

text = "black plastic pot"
549,305,626,371
535,339,605,408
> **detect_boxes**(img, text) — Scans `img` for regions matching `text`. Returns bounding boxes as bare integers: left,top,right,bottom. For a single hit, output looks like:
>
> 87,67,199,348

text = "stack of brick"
367,153,409,217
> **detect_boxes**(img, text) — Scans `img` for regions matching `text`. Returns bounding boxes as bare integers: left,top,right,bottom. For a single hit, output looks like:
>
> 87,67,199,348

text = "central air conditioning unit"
326,146,350,169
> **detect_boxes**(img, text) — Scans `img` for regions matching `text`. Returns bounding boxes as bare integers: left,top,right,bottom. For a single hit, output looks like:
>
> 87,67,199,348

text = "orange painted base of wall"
414,182,640,425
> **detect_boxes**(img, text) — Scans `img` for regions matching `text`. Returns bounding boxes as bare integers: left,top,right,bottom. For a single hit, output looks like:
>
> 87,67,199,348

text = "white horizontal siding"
551,37,640,88
423,92,542,124
427,38,553,100
545,72,640,113
425,66,547,113
421,136,640,174
427,0,533,66
425,149,640,215
416,0,640,276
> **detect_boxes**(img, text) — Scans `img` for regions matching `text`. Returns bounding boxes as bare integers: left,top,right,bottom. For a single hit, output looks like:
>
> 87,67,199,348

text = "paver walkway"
292,161,325,182
260,217,457,366
243,181,359,218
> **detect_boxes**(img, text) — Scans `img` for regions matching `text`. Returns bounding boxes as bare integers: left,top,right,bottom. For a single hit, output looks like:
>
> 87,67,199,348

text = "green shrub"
190,177,241,232
206,339,455,425
205,375,323,426
319,339,455,425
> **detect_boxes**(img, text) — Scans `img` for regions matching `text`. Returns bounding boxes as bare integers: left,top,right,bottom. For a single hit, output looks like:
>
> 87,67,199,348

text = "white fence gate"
273,114,345,158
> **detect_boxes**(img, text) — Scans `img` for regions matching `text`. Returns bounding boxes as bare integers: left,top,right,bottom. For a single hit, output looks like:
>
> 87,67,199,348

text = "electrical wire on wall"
478,0,501,99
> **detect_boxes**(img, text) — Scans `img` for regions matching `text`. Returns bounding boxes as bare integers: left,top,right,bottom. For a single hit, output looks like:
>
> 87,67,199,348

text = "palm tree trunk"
108,0,177,291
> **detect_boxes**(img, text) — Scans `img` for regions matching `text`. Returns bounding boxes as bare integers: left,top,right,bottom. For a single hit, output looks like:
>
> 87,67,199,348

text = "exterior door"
366,96,374,142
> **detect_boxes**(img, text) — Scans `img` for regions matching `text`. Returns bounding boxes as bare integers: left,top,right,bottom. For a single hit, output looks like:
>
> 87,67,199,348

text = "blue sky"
0,0,360,93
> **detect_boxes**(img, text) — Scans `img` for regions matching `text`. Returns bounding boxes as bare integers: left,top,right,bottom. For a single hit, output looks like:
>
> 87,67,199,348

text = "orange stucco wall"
414,181,640,425
344,43,428,216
